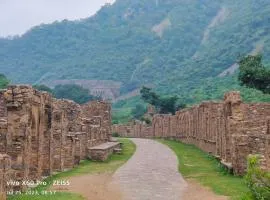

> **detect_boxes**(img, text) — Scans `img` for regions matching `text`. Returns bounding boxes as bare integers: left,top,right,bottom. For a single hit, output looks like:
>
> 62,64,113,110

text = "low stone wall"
112,91,270,175
112,120,152,138
0,85,112,197
88,142,121,161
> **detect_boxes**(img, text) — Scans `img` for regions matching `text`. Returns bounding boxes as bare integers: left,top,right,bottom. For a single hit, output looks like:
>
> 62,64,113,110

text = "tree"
131,104,147,119
140,86,160,106
53,84,99,104
0,74,9,89
238,55,270,94
140,86,185,114
159,95,179,114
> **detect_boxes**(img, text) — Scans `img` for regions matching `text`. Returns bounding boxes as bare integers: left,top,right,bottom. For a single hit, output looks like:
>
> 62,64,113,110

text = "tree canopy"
140,86,185,114
238,55,270,94
33,84,100,104
53,84,100,104
131,104,147,119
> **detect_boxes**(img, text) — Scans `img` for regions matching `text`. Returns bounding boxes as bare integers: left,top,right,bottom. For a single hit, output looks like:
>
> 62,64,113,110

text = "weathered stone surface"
82,101,112,142
112,120,152,138
113,91,270,175
0,154,10,200
88,142,120,161
0,85,112,197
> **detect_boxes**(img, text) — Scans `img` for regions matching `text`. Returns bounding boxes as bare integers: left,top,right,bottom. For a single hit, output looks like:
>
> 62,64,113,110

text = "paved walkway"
112,138,187,200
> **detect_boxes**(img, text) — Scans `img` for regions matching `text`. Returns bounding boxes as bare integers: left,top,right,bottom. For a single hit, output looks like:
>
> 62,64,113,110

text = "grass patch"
8,138,136,200
157,139,251,200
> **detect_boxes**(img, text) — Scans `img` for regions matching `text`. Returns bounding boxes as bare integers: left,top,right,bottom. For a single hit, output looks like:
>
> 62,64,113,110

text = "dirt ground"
183,179,228,200
51,174,228,200
51,173,122,200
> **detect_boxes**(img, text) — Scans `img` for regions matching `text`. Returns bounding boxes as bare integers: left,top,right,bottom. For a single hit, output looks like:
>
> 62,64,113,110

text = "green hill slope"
0,0,270,103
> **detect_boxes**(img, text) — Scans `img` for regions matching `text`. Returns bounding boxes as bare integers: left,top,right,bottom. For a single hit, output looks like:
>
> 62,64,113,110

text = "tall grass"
158,139,251,200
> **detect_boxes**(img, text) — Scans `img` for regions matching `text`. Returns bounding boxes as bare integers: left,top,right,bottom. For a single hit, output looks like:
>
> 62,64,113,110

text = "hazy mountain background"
1,0,270,105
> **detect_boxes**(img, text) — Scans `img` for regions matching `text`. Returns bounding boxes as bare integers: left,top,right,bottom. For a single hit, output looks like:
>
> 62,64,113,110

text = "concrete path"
112,138,187,200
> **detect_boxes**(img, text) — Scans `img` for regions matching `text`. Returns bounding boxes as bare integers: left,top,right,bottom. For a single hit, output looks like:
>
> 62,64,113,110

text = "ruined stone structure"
0,85,112,198
0,154,10,200
113,91,270,175
112,120,152,138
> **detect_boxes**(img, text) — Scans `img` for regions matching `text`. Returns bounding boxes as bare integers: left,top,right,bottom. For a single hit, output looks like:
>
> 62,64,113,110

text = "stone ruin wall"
112,105,155,138
112,120,152,138
0,85,112,198
113,91,270,175
0,154,10,200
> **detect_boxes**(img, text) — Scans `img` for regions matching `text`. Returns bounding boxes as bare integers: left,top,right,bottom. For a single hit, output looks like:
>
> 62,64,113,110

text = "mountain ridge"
0,0,270,103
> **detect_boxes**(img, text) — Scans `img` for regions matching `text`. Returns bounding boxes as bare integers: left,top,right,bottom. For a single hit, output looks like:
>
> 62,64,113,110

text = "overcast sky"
0,0,115,37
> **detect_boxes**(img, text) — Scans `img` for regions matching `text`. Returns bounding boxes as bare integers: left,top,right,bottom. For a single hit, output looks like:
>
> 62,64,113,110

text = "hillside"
0,0,270,103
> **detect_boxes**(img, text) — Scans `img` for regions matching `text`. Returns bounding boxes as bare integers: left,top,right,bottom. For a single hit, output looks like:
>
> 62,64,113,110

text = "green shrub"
112,132,120,137
140,117,151,125
144,118,151,125
245,155,270,200
112,119,119,124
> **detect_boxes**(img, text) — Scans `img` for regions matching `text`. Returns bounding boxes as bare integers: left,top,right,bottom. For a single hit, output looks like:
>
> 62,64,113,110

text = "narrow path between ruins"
112,138,187,200
111,138,228,200
52,138,228,200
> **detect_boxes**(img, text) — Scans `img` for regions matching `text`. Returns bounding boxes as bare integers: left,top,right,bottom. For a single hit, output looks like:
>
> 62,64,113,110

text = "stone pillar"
82,101,112,142
40,96,53,177
51,101,67,172
224,91,245,173
4,86,33,191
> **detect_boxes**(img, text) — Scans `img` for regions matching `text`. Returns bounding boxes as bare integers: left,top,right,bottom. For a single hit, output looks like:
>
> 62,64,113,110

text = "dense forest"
0,0,270,105
34,84,100,104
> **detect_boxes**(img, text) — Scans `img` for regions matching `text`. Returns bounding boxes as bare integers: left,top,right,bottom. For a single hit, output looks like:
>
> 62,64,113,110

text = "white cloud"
0,0,115,37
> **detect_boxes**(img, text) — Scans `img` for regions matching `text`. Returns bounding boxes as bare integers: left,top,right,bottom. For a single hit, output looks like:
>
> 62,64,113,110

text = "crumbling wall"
174,102,226,157
3,85,39,190
82,101,112,143
0,91,7,159
0,86,56,188
51,99,82,170
112,120,152,138
228,97,270,174
0,85,112,196
113,91,270,174
0,154,10,200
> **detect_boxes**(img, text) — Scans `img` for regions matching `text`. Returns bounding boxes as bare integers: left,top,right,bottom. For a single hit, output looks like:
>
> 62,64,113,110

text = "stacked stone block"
82,101,112,143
